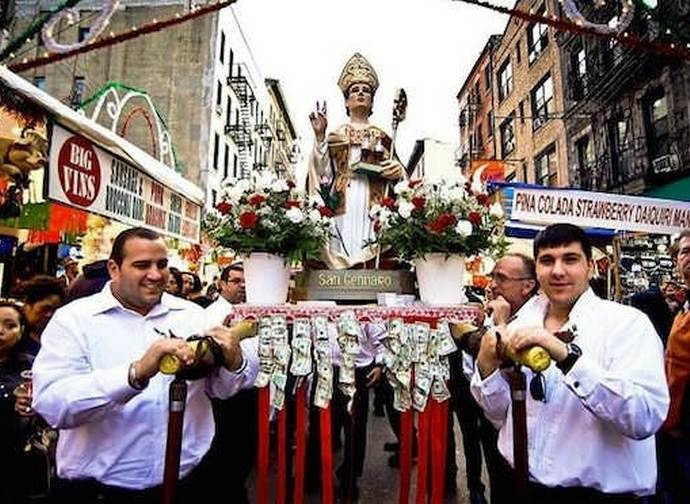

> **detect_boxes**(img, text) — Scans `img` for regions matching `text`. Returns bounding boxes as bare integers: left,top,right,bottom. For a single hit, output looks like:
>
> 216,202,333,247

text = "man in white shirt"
204,263,257,504
32,227,257,504
471,223,669,503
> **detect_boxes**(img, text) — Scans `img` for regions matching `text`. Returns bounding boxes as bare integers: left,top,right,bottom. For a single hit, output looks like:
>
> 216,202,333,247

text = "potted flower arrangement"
205,173,333,304
369,177,505,305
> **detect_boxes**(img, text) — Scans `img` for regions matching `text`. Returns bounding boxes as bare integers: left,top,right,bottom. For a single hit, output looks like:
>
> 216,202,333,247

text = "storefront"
0,66,203,293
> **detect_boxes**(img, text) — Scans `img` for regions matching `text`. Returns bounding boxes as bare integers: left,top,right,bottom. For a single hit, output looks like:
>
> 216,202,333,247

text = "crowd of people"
0,223,688,503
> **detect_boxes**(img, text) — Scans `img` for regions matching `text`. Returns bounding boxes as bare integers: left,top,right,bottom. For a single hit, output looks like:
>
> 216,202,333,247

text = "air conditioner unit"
652,154,679,174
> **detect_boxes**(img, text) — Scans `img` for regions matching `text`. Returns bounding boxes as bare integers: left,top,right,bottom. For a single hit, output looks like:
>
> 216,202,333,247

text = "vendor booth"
0,66,203,293
496,182,690,301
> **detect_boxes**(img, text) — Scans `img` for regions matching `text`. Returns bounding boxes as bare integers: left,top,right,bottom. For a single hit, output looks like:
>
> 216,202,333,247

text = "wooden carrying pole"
162,377,188,504
506,367,529,503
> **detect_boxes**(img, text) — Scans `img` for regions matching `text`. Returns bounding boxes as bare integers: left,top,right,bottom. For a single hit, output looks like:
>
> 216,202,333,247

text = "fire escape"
226,63,256,179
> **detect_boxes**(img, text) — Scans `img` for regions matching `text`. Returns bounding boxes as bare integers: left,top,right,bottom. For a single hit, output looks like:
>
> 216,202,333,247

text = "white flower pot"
243,253,290,304
414,253,467,306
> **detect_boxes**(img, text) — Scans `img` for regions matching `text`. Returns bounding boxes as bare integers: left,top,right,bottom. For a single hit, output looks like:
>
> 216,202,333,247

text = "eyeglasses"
488,272,533,284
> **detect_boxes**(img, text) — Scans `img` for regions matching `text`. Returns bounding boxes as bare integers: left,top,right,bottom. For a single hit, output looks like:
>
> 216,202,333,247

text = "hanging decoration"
0,0,81,63
40,0,120,54
452,0,690,60
8,0,239,73
77,82,179,171
562,0,635,35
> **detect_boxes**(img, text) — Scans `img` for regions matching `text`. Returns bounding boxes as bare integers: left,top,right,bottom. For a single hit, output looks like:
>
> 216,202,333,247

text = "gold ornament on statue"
337,52,379,96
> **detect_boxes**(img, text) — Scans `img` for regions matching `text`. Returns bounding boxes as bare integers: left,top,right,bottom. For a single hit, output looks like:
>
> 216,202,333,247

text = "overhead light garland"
8,0,239,73
453,0,690,60
40,0,120,54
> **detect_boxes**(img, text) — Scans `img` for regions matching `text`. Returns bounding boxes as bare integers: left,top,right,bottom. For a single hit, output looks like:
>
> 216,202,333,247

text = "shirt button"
573,381,580,388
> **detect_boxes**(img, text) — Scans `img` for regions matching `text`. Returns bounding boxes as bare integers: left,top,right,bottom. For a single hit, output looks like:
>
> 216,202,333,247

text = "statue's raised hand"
309,101,328,143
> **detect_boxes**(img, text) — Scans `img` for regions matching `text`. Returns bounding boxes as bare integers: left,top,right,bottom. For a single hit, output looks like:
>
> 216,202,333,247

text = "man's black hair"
220,263,244,282
110,227,162,266
533,223,592,261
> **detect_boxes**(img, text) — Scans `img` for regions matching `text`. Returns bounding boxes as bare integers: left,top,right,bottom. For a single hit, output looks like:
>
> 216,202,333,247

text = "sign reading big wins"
49,125,201,242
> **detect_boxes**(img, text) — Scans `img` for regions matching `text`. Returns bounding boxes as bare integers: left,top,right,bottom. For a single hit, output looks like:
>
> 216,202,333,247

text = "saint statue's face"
346,83,373,116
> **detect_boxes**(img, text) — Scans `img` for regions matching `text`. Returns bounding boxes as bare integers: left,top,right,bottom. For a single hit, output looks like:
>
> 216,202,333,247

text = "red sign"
57,135,101,207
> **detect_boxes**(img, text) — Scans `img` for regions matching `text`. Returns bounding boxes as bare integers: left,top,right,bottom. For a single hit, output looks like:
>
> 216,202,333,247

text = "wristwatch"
556,343,582,374
128,361,149,390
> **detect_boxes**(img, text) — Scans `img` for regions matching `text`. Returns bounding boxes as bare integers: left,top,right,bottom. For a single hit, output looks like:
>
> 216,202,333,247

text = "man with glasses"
449,254,538,503
204,263,257,504
471,223,668,503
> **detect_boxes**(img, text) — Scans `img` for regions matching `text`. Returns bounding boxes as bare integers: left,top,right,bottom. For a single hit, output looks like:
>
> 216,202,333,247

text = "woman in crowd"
14,276,65,356
166,267,184,297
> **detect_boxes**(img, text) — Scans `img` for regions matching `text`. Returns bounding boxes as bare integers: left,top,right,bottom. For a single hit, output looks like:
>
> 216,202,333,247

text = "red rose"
215,201,232,215
381,197,395,209
239,211,258,229
286,200,301,209
412,196,426,210
476,194,490,207
319,206,333,218
248,193,267,206
468,211,482,226
427,213,457,233
409,179,423,188
287,180,296,189
373,220,381,233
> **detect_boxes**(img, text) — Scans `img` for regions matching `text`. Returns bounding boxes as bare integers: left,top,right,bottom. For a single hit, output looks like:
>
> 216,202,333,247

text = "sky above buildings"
232,0,508,178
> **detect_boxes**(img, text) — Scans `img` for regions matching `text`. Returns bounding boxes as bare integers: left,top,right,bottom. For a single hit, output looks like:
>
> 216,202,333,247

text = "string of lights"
7,0,238,73
453,0,690,60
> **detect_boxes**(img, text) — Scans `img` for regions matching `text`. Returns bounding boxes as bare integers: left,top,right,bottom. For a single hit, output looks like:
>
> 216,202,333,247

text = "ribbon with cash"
336,311,362,413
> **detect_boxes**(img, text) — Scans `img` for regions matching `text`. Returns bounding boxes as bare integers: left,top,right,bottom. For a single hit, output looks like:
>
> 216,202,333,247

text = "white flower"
470,179,485,195
308,209,322,223
489,202,504,219
255,172,274,192
286,207,304,224
271,178,289,193
455,220,473,237
379,208,392,227
398,200,414,219
393,180,411,195
369,203,383,219
446,186,466,203
309,194,325,207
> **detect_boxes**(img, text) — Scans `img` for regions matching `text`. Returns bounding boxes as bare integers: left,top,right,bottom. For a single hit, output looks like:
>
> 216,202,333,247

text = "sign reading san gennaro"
511,187,690,235
48,124,201,241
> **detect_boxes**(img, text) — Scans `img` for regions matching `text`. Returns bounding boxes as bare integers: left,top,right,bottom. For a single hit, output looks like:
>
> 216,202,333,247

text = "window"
78,27,90,42
216,81,222,108
33,76,46,90
233,153,238,178
527,12,549,64
516,39,521,64
531,73,553,130
219,31,226,63
213,133,220,170
644,88,670,160
211,189,217,208
522,163,528,182
228,48,234,77
535,145,557,186
484,65,492,90
71,77,86,105
500,114,516,157
519,101,525,124
571,45,587,99
223,143,230,179
498,59,512,102
473,81,481,106
576,136,592,177
475,126,483,153
226,95,232,126
486,111,494,138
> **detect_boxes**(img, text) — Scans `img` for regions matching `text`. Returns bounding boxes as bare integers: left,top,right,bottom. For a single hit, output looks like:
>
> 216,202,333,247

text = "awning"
0,66,203,204
643,176,690,202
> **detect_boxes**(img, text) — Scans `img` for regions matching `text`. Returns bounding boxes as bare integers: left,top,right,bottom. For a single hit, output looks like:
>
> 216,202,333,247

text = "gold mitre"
337,53,379,96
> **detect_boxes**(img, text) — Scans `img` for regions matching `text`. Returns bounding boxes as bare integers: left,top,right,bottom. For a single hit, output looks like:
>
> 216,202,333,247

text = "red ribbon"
429,399,449,504
293,382,307,504
320,406,334,504
256,387,270,504
399,409,414,504
277,406,287,504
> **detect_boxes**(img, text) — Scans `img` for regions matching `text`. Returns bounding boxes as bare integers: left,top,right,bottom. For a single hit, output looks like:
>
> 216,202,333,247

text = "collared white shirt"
470,289,669,496
32,284,258,490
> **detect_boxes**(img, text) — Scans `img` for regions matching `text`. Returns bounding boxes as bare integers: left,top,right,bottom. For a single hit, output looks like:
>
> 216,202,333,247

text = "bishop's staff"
375,88,408,269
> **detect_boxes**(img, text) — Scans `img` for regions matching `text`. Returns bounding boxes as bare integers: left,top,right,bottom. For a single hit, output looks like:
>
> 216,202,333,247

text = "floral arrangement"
368,177,506,261
204,173,333,264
